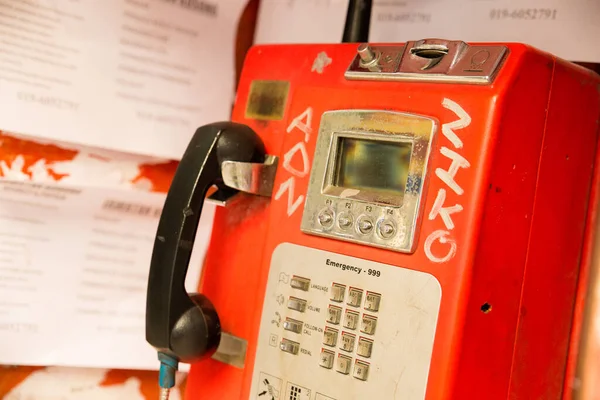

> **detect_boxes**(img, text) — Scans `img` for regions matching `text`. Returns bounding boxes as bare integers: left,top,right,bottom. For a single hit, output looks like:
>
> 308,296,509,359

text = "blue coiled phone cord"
158,352,179,400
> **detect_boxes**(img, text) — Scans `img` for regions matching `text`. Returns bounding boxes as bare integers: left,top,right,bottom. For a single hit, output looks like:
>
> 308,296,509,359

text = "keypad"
278,278,382,382
316,284,382,382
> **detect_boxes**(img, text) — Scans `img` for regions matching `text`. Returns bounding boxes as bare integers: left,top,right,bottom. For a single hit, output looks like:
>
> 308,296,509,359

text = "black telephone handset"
145,122,268,396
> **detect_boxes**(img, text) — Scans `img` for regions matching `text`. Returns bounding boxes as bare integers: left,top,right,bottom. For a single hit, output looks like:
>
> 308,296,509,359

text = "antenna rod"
342,0,373,43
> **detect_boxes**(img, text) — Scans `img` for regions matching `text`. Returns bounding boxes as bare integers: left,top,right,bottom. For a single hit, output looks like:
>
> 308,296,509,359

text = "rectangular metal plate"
345,40,508,85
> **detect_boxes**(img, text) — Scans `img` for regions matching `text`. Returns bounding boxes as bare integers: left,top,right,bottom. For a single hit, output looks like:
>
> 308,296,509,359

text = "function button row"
317,205,402,243
290,275,310,291
287,296,307,313
283,317,303,334
280,338,299,355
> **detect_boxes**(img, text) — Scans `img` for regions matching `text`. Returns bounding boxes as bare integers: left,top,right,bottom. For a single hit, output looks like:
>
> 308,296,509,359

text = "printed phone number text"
377,12,431,23
489,8,557,21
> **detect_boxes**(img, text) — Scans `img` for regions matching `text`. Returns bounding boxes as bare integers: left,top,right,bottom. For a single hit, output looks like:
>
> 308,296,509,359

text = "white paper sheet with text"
371,0,600,63
0,0,245,159
0,180,215,370
255,0,349,44
254,0,600,63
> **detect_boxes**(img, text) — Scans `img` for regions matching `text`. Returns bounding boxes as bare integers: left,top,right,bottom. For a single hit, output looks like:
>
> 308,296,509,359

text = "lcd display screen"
334,137,412,195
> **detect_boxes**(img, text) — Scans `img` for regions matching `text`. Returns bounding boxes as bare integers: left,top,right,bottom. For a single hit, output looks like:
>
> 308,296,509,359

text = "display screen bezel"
322,131,415,207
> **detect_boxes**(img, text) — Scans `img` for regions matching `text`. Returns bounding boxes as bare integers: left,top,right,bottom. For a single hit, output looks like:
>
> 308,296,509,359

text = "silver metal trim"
345,39,508,85
211,332,247,369
300,110,438,253
221,155,278,197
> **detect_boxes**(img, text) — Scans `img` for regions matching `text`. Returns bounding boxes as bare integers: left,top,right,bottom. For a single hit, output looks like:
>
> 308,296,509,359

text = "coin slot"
410,44,449,70
410,44,449,59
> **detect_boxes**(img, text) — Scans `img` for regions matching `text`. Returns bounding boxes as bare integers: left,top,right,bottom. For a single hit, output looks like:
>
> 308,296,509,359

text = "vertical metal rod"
572,198,600,399
570,142,600,399
342,0,372,43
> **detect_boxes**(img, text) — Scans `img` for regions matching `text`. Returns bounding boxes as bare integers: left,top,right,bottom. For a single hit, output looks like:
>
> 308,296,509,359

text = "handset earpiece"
145,122,267,395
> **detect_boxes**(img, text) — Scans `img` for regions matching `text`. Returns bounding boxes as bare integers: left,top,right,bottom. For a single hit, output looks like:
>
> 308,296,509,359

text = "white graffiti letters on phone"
275,178,304,217
286,107,313,142
424,229,457,264
428,189,463,231
440,97,471,149
275,107,314,216
424,98,471,263
282,142,310,178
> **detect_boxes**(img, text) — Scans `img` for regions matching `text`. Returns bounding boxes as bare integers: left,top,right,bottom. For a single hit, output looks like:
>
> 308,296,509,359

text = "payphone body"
181,41,600,400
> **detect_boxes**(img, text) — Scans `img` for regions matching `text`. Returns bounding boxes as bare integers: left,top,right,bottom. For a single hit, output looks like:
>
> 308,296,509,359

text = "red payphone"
144,5,600,400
